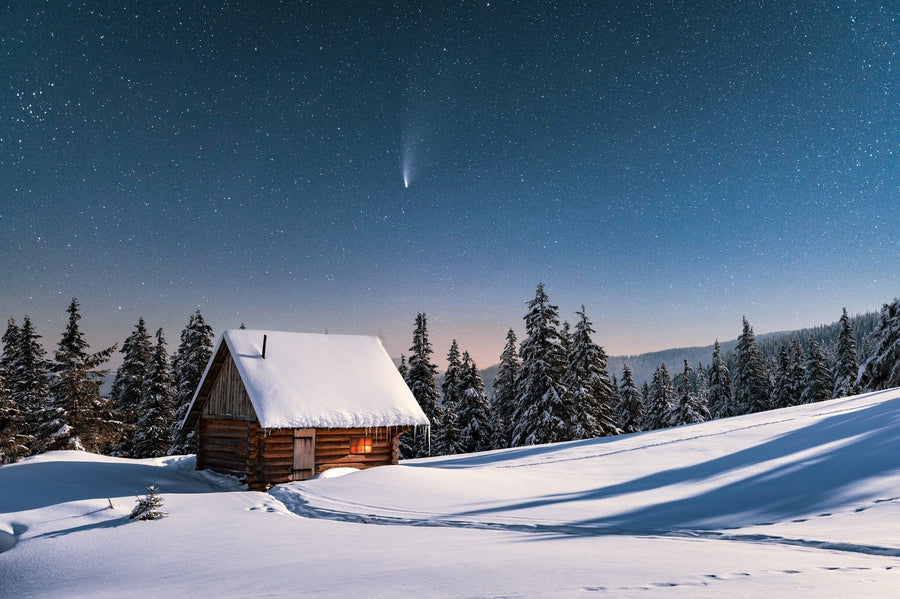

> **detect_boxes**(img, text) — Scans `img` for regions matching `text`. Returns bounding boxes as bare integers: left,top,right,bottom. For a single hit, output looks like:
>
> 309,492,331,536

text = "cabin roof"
182,329,430,430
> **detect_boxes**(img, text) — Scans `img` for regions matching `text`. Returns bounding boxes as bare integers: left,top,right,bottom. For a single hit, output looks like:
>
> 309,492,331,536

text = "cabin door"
292,429,316,481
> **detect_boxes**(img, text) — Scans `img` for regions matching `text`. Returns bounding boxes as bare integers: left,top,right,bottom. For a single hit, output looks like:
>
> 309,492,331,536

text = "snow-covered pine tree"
707,340,736,419
732,317,772,414
833,308,860,398
456,351,492,453
397,353,409,380
695,362,709,411
772,345,794,409
34,299,118,454
403,313,442,458
669,360,708,426
3,317,51,445
130,484,167,520
511,284,571,446
109,317,152,456
858,298,900,391
643,363,676,431
0,318,19,385
437,340,464,455
169,310,213,455
132,328,175,459
616,363,643,434
0,366,30,463
491,328,519,449
564,306,619,439
800,336,832,404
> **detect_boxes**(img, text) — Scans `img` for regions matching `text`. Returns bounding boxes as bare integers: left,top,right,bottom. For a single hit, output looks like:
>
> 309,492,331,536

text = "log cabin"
181,329,429,490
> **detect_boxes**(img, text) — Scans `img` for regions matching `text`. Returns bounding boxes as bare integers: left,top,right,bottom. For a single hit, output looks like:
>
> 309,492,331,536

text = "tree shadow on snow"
447,393,900,533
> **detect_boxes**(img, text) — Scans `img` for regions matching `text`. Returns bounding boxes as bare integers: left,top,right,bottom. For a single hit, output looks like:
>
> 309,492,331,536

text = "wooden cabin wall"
202,353,256,420
248,429,294,490
314,428,405,473
197,418,258,481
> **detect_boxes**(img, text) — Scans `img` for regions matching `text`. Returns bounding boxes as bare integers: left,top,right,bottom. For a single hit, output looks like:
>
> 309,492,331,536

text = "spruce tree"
0,367,30,463
772,345,794,409
670,360,708,426
4,317,51,444
133,328,175,458
397,354,409,380
564,306,619,439
456,351,493,453
511,284,571,446
858,298,900,391
491,328,520,449
110,317,152,455
403,313,442,458
169,310,213,455
34,299,118,454
643,363,676,430
800,337,832,404
437,340,464,455
616,363,643,434
707,340,737,419
833,308,861,398
732,317,772,414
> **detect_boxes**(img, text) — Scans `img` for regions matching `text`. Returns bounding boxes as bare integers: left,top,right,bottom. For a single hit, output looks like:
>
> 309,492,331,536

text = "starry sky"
2,1,898,370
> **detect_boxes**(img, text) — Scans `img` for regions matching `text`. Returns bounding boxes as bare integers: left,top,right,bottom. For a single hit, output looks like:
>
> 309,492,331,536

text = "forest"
2,289,900,464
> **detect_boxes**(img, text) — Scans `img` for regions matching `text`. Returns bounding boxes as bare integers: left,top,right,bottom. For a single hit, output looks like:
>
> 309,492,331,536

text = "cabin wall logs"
198,417,408,490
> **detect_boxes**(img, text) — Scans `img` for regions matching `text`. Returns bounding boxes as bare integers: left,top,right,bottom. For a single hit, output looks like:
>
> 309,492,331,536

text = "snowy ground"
2,390,899,597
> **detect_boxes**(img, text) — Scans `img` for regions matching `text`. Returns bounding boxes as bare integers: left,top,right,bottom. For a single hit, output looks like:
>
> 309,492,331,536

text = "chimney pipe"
262,334,267,359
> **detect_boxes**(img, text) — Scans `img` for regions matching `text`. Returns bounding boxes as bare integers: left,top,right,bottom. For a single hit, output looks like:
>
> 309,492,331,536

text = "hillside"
2,388,899,597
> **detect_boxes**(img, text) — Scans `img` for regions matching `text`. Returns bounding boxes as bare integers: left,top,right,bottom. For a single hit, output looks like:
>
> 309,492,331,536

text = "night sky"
2,2,898,369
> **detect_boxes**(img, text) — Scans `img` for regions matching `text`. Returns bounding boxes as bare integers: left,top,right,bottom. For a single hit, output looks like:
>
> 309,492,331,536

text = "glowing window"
350,436,373,454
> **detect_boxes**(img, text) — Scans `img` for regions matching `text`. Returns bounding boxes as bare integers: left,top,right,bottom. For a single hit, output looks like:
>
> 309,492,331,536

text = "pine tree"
4,317,51,444
491,328,520,449
772,345,794,409
169,310,214,455
833,308,861,398
695,362,709,407
437,340,464,455
0,366,30,463
858,298,900,391
564,306,619,439
133,328,175,458
109,317,153,455
732,317,772,414
511,284,571,446
402,313,442,458
707,340,736,419
397,354,409,380
800,337,832,404
643,363,676,430
616,363,643,434
670,360,708,426
34,299,118,454
456,351,493,453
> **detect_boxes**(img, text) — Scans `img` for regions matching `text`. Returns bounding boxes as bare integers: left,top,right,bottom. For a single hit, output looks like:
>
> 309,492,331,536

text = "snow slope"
2,390,899,597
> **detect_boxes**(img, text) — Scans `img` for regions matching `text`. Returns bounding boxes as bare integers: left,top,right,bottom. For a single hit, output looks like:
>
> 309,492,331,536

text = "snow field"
2,388,899,597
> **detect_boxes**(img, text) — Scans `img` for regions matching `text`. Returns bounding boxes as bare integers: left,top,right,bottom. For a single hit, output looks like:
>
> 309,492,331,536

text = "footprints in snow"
582,566,893,593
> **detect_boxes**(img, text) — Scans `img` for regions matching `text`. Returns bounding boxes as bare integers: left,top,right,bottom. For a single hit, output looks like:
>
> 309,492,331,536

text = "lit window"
350,436,373,454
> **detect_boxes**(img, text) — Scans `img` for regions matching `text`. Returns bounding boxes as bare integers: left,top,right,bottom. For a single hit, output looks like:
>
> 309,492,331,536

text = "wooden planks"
203,353,256,419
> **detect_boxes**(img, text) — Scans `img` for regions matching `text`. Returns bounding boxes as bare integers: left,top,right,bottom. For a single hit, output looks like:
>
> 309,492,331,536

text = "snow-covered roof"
183,329,429,430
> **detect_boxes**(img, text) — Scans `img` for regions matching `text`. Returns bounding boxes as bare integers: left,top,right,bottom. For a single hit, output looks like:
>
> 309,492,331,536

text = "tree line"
3,289,899,465
399,284,900,457
0,299,213,464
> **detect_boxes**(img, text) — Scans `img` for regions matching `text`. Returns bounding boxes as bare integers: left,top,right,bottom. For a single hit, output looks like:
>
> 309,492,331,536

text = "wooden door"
292,429,316,481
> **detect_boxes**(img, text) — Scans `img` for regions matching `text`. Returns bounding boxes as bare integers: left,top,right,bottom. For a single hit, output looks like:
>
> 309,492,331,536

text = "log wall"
197,418,257,481
200,418,411,489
